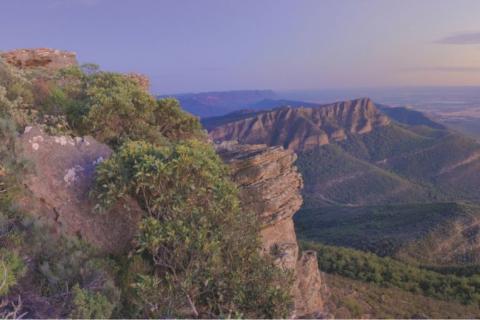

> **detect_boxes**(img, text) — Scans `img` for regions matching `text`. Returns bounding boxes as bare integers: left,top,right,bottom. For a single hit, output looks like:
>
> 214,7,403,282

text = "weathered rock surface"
209,98,390,152
17,126,141,253
216,141,325,317
0,48,78,71
216,142,303,226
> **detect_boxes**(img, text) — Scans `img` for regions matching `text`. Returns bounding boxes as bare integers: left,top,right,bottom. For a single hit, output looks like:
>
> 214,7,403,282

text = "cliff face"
216,141,325,317
0,48,78,71
209,98,390,152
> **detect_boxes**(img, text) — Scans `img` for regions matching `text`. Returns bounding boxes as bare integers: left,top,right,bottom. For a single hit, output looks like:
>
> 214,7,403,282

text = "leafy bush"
70,284,115,319
44,68,203,147
93,140,293,318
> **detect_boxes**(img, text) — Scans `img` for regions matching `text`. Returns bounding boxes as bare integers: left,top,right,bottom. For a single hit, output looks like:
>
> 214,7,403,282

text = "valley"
202,93,480,317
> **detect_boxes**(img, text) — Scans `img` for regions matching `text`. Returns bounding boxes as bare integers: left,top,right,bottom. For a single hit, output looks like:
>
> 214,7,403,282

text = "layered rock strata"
209,98,390,152
216,141,325,317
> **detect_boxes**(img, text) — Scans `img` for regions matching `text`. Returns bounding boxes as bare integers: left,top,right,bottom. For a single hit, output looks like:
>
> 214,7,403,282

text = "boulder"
16,126,141,253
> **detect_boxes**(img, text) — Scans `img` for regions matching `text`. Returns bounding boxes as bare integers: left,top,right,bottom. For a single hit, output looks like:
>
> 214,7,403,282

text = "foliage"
295,202,472,259
44,68,203,147
70,284,115,319
302,241,480,306
0,59,35,127
93,140,293,318
0,118,26,211
325,273,480,318
0,249,25,297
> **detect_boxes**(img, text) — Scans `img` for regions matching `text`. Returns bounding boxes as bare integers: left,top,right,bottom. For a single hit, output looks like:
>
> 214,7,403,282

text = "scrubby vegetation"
0,57,292,318
303,241,480,306
325,273,480,318
295,202,479,260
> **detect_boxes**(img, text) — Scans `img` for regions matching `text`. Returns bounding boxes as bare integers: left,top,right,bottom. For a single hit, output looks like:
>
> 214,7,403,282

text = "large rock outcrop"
0,48,78,71
0,49,150,93
216,141,325,317
208,98,390,152
17,126,141,253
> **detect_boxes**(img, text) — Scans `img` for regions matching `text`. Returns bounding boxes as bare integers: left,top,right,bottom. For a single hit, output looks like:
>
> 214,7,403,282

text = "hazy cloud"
436,32,480,44
48,0,99,9
403,66,480,73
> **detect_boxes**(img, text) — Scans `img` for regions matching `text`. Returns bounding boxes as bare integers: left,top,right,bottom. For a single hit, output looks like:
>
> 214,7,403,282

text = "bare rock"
217,141,325,317
216,142,303,225
16,126,141,253
294,251,326,318
0,48,77,71
209,98,390,152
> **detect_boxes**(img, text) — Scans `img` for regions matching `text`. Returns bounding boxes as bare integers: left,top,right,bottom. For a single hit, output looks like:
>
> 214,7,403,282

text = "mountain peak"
207,98,390,152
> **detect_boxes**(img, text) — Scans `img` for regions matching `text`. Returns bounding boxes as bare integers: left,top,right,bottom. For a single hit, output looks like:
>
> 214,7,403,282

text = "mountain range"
159,90,277,117
203,96,480,271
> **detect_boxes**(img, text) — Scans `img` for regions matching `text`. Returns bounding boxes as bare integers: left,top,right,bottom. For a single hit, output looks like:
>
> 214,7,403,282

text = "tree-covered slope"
297,144,433,207
295,202,480,266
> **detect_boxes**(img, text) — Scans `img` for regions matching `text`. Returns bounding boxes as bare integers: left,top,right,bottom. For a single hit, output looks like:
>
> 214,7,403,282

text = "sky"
1,0,480,94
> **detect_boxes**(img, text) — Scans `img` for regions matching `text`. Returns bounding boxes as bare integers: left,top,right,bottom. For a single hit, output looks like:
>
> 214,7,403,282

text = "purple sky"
2,0,480,94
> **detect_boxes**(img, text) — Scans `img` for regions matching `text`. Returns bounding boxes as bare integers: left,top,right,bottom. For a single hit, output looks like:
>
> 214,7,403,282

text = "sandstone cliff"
208,98,390,152
0,48,150,92
15,127,325,316
216,141,325,317
0,48,77,71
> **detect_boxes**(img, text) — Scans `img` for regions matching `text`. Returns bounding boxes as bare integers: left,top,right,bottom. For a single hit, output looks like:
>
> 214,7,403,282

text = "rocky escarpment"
216,141,325,317
0,48,78,71
208,98,390,152
1,48,150,92
17,126,141,253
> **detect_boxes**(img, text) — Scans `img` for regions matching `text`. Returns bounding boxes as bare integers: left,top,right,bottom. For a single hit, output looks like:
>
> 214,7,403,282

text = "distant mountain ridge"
207,98,390,152
204,96,480,207
159,90,276,117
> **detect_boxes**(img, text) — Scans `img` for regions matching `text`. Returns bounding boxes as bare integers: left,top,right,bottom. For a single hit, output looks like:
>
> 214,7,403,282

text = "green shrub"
50,69,203,147
93,140,293,318
0,249,25,296
0,59,34,126
70,284,115,319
